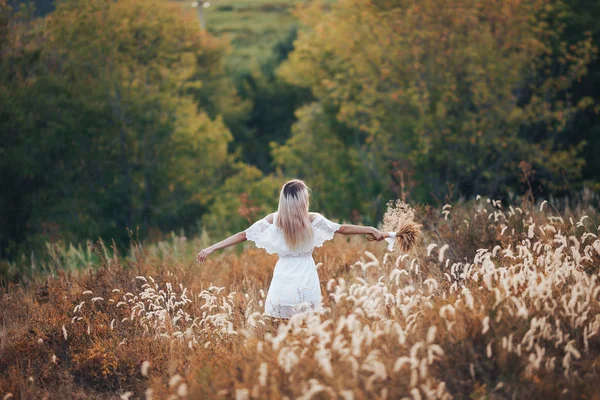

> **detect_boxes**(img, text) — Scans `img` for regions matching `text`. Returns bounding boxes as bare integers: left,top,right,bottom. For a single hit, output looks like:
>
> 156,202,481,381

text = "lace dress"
244,212,341,319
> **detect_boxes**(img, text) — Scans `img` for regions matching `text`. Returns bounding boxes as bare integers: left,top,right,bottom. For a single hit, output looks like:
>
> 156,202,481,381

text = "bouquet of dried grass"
368,200,421,252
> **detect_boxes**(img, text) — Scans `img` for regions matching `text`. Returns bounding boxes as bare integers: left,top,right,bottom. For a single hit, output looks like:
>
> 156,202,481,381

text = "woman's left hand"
197,247,214,263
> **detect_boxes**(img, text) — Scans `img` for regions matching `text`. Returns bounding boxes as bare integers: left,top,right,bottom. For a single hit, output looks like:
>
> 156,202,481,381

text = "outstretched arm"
337,224,385,241
197,231,247,263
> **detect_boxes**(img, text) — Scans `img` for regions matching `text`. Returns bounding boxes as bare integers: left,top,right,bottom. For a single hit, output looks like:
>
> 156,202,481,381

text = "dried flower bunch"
368,199,421,252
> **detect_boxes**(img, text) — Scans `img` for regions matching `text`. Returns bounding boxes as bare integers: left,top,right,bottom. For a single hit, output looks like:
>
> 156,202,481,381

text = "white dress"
244,212,341,318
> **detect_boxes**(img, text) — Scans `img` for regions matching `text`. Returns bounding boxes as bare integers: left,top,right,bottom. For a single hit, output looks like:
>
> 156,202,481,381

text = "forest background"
1,0,599,270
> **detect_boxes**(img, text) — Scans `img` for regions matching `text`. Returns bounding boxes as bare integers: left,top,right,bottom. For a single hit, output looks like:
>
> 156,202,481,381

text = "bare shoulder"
264,212,276,224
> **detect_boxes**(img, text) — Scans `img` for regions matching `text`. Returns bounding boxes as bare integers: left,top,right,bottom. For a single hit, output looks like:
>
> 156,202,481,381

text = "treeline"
1,0,599,260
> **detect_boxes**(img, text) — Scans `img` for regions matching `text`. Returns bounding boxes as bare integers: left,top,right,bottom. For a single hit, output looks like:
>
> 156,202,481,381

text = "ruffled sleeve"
312,213,341,248
244,218,277,254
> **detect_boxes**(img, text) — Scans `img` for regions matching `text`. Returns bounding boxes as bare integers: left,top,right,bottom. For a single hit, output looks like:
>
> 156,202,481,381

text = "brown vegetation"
1,195,600,399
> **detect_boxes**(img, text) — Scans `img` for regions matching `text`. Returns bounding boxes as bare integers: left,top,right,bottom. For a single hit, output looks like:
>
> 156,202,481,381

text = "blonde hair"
276,179,313,250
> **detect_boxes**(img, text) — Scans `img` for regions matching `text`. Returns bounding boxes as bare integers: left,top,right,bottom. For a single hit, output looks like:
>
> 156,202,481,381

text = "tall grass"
1,194,599,399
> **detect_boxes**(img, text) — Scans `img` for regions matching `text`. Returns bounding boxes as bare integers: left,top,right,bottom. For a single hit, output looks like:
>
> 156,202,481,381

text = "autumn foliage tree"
278,0,596,216
1,0,599,258
0,0,242,255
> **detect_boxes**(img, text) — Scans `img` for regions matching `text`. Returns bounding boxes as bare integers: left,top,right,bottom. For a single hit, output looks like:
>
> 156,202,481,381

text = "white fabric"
244,212,341,318
385,232,396,251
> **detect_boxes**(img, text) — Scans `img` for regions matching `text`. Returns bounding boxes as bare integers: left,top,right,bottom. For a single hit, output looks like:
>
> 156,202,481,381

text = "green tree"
271,103,376,222
559,0,600,189
279,0,596,214
201,164,282,235
230,26,313,172
0,0,242,256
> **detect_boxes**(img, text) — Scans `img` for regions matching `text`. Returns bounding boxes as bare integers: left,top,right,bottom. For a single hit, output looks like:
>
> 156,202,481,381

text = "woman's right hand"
197,247,214,263
366,228,385,242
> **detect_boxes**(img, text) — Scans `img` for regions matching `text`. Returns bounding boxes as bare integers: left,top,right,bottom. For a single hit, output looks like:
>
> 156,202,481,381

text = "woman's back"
244,212,341,258
243,211,341,318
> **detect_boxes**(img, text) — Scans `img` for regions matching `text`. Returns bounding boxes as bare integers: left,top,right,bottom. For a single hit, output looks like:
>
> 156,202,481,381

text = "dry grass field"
1,194,600,399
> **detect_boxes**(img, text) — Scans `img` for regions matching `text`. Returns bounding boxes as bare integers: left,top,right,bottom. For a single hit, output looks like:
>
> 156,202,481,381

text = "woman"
196,179,385,319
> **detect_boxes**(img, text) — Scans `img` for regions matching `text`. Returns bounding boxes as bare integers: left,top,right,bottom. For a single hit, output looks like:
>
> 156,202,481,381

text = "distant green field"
174,0,301,73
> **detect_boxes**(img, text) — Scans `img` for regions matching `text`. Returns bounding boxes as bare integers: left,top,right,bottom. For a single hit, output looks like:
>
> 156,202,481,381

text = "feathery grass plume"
141,361,150,377
369,199,421,252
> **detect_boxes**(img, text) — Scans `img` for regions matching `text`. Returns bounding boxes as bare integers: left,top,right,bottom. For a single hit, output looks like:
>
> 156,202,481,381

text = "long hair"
276,179,313,250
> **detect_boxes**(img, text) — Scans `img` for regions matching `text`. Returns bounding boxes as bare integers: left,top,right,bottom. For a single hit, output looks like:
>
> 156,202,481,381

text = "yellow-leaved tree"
0,0,248,247
277,0,596,217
